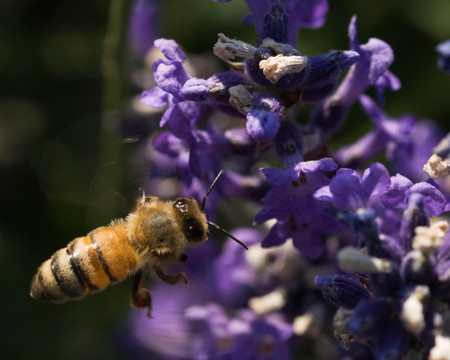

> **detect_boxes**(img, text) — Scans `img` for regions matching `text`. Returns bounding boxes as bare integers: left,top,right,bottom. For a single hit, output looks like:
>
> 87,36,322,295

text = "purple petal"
313,185,333,203
180,78,209,101
140,86,170,108
293,226,325,259
358,94,386,127
361,162,390,201
360,38,394,85
160,101,199,138
334,131,386,168
289,0,329,30
348,15,359,49
329,169,365,211
153,61,190,99
260,167,298,185
152,131,184,157
154,38,186,62
374,70,401,105
381,174,413,209
262,221,290,247
298,157,338,173
253,206,289,224
406,182,446,216
246,109,280,142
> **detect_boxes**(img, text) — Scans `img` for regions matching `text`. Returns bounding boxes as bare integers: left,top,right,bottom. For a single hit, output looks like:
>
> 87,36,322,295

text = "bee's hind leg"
153,265,189,285
131,270,152,318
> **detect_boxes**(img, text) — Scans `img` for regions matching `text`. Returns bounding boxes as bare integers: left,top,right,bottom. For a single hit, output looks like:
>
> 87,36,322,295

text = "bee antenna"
201,170,224,211
207,220,248,250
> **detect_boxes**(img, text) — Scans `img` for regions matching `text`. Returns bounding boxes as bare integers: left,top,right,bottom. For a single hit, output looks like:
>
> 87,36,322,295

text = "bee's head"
173,197,209,245
174,171,248,250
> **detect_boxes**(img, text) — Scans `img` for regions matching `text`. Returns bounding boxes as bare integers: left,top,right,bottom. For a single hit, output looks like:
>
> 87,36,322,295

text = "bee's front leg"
131,270,152,318
153,265,189,285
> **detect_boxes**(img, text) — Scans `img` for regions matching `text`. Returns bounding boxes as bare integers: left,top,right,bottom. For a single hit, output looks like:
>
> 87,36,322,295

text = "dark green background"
1,0,449,359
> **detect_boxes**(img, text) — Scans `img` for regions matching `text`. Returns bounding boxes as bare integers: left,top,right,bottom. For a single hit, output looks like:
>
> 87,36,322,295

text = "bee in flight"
30,171,247,317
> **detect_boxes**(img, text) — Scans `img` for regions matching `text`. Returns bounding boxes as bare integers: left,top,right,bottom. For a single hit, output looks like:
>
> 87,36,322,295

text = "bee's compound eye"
185,218,205,243
174,199,188,213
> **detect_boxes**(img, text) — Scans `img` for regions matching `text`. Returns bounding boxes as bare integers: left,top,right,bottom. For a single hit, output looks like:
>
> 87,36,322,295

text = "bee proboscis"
30,171,247,317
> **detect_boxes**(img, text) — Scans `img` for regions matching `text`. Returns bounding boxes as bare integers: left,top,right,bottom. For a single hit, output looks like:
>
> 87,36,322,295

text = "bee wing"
38,115,148,217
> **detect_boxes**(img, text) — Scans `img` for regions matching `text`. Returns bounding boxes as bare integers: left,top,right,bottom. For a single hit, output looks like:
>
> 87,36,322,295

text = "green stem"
89,0,132,223
102,0,132,112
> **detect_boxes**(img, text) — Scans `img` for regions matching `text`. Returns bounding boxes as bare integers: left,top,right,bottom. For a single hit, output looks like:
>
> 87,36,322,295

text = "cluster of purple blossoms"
124,0,450,358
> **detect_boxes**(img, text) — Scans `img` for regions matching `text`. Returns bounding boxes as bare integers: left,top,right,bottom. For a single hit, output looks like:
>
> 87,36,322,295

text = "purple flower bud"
260,4,288,44
246,94,284,141
128,0,160,57
300,50,359,103
316,274,371,309
243,0,329,46
349,298,391,337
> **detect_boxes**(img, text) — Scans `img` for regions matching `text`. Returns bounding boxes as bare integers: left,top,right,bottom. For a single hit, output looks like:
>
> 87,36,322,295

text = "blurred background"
1,0,449,359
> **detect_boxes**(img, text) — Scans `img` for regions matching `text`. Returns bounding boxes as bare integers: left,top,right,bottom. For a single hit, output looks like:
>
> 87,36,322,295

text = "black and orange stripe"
30,224,140,303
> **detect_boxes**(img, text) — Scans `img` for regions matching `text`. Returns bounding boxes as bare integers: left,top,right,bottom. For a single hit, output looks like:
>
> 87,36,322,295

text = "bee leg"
131,270,152,318
153,265,189,285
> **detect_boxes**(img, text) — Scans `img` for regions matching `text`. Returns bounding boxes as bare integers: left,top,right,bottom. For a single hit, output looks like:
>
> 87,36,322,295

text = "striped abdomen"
30,223,140,303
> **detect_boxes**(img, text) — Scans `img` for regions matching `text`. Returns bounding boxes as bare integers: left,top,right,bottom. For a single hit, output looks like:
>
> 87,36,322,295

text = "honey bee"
30,171,247,317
